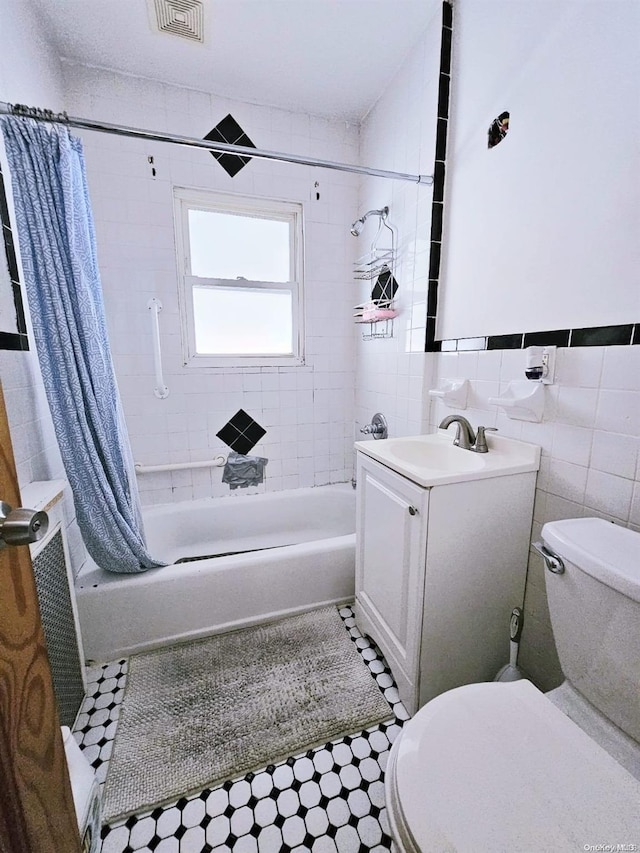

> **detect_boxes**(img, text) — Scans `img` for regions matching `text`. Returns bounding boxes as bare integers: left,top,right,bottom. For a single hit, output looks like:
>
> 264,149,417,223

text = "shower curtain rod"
0,101,433,186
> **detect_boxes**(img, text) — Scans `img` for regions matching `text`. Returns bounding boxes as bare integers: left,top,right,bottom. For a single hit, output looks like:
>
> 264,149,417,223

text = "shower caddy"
353,208,398,340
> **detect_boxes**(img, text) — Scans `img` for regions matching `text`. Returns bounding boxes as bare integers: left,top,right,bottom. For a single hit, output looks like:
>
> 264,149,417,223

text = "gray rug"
102,606,392,822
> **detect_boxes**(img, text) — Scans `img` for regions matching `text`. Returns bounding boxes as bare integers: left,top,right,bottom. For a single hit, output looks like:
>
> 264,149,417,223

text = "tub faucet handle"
360,413,388,440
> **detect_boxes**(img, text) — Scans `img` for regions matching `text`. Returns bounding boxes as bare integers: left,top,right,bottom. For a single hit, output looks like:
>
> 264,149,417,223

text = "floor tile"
75,606,405,852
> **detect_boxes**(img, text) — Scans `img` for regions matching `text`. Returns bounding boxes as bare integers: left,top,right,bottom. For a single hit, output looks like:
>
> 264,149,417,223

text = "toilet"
385,518,640,851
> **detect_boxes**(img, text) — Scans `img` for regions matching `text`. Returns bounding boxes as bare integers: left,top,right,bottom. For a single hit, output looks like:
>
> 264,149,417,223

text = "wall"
62,64,360,505
0,0,86,573
354,10,441,443
426,0,640,690
438,0,640,340
426,345,640,689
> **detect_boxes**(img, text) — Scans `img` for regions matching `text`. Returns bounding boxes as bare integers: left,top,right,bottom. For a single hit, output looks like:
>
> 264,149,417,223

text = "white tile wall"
354,9,441,448
427,344,640,689
0,0,87,576
62,63,360,505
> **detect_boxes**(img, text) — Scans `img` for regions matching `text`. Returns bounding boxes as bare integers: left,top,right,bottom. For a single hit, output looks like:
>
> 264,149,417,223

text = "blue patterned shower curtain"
1,117,162,573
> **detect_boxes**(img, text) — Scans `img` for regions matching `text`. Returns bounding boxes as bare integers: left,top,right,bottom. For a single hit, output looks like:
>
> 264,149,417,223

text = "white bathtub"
75,484,355,662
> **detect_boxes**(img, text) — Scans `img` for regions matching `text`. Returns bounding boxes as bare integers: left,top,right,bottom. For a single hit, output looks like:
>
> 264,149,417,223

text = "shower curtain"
1,117,162,573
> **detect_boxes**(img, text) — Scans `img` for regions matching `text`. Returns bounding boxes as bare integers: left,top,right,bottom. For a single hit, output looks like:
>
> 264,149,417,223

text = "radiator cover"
32,529,85,727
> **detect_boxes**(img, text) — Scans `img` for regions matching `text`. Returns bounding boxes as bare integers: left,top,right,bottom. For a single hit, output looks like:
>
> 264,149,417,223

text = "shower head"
350,206,389,237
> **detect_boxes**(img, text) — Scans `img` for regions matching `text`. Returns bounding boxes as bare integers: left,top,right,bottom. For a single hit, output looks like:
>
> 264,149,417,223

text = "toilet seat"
386,680,640,852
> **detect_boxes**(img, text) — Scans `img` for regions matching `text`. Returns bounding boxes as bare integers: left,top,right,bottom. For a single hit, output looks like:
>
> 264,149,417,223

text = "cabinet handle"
408,506,419,516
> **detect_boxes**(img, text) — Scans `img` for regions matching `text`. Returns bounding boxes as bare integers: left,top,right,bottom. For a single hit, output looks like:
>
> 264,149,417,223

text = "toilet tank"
542,518,640,744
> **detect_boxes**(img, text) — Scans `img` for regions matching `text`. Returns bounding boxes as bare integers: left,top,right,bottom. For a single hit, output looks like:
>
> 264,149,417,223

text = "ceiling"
28,0,440,122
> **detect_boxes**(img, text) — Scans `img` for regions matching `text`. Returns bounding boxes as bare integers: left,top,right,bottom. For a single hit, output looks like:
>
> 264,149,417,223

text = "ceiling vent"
150,0,204,42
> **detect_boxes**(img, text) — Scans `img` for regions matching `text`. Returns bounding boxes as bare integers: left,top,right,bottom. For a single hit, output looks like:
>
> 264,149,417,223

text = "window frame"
174,187,305,368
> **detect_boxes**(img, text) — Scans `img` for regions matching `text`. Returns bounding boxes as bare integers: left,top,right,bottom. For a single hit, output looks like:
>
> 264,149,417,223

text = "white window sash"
174,189,304,368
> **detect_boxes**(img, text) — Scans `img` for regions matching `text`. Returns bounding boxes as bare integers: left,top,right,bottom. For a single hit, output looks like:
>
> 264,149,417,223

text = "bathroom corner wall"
62,65,359,504
0,0,87,574
354,10,441,449
427,0,640,691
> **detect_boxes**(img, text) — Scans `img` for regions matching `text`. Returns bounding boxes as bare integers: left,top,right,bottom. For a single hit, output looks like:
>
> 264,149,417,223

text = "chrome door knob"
0,501,49,548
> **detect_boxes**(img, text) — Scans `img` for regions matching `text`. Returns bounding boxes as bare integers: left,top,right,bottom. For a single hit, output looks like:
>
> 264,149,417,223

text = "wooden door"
0,384,80,853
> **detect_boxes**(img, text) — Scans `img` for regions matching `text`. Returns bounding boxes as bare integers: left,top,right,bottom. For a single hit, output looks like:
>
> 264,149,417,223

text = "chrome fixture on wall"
350,206,389,237
360,413,388,440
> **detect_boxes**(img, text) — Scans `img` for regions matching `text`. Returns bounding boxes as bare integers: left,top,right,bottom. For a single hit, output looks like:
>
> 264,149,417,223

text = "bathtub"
75,484,355,662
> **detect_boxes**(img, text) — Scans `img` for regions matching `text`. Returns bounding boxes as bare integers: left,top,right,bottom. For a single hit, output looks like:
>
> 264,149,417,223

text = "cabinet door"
355,454,428,712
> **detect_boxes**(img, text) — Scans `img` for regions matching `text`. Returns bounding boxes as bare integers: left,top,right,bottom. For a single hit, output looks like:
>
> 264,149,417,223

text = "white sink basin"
354,430,540,487
388,439,486,472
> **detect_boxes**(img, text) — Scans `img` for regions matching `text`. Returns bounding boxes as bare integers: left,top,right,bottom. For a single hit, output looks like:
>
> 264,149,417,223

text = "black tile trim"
570,324,633,347
0,331,29,350
440,27,452,74
428,241,442,280
0,165,29,352
524,329,570,348
430,324,640,353
442,0,452,28
425,2,453,353
435,119,448,163
487,333,524,350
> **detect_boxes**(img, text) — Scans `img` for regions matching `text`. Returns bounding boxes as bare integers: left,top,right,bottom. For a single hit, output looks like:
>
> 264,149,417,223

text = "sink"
388,439,485,472
354,430,540,487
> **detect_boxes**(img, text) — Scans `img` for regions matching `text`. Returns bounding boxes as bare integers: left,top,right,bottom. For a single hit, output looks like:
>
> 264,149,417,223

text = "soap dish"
488,380,545,422
427,378,469,409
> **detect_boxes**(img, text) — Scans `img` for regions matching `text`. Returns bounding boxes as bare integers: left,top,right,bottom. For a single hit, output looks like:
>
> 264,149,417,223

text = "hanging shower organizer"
353,209,398,340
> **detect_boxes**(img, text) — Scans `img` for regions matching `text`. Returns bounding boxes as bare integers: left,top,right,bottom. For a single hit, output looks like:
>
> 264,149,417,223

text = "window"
174,188,304,367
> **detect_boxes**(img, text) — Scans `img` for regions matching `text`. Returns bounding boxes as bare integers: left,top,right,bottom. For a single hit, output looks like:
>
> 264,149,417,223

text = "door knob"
0,501,49,548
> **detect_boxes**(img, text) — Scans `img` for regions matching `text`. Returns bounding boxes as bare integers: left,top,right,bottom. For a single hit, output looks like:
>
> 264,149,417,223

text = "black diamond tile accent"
205,114,256,177
217,409,266,455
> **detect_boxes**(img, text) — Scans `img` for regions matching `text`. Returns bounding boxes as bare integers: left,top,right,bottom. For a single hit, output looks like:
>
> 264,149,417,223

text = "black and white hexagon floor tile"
72,605,409,853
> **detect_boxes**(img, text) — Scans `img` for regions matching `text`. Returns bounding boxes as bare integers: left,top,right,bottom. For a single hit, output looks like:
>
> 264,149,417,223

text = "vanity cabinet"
355,451,537,716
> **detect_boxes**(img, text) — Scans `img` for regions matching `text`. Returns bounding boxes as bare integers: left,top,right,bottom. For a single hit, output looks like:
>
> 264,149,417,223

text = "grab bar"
148,297,169,399
135,455,227,474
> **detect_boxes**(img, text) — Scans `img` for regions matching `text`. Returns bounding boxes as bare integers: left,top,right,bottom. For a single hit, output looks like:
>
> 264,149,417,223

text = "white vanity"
354,430,540,716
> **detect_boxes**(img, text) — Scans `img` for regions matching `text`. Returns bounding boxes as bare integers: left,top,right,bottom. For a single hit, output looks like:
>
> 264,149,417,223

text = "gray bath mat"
102,606,392,822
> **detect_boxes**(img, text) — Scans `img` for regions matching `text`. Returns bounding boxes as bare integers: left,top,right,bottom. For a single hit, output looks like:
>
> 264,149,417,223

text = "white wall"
439,0,640,339
62,63,359,504
0,0,87,573
355,11,441,444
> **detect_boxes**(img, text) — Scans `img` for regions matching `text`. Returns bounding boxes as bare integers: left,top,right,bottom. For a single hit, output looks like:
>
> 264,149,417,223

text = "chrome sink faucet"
438,416,497,452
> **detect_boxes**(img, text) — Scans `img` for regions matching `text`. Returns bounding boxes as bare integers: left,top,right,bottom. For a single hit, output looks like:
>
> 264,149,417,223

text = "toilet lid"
390,680,640,851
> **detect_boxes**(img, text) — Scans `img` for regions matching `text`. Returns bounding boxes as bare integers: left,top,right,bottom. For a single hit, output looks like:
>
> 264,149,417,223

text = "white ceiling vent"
150,0,204,42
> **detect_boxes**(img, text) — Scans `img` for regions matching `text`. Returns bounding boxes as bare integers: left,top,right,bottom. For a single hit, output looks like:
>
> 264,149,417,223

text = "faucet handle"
474,426,498,453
